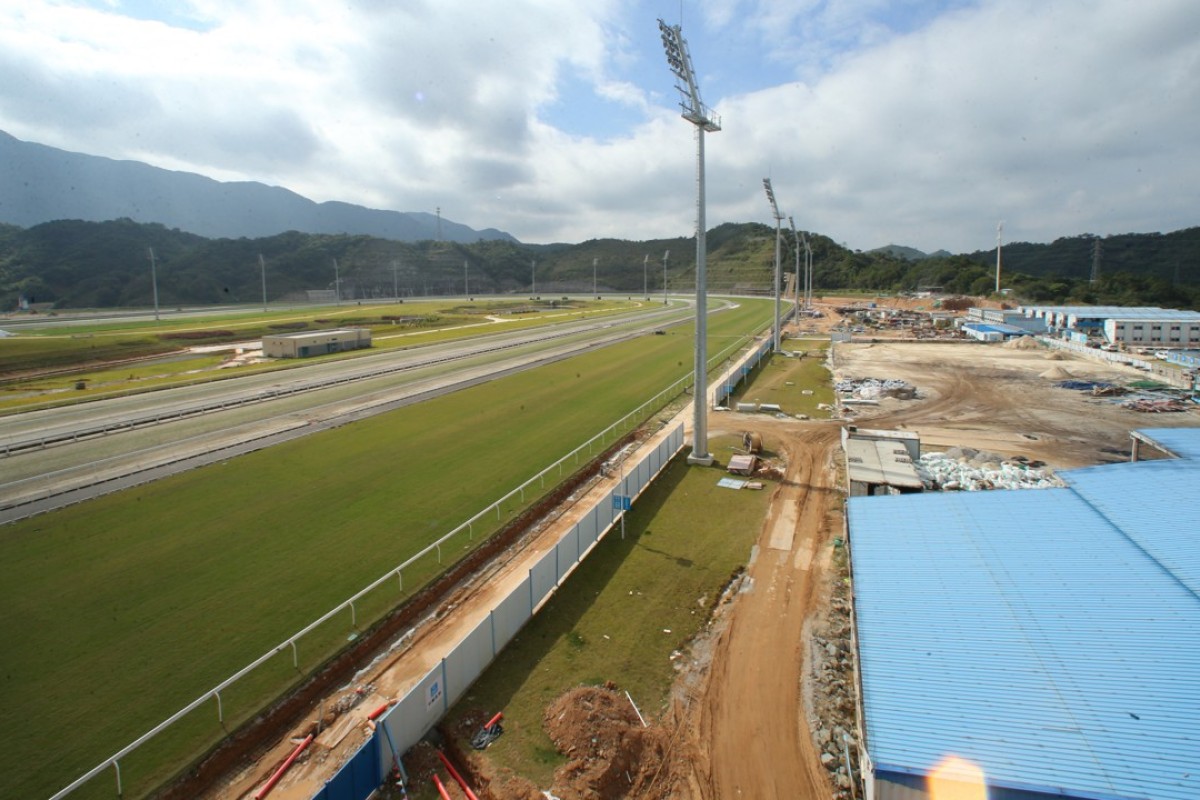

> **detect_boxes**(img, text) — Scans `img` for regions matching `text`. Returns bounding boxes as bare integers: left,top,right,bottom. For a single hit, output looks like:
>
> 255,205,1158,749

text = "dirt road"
659,421,842,800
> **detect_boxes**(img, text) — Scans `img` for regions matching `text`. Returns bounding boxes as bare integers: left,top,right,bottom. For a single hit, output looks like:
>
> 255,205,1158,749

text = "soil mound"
544,685,670,799
1045,351,1068,360
1004,335,1042,350
1039,366,1072,380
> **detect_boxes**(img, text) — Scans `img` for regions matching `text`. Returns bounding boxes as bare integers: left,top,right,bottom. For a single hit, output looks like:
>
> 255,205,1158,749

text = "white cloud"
0,0,1195,252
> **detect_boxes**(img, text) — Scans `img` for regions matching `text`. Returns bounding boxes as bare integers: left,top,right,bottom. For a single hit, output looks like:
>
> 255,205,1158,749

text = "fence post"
214,690,224,723
290,640,299,668
113,760,122,796
349,600,357,627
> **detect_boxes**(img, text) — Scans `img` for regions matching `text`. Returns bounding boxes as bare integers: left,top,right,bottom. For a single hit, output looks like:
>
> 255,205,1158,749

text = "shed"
262,328,372,358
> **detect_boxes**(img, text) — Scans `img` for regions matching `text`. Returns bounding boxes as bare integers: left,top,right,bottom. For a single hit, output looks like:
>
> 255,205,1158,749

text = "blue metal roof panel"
849,488,1200,800
1132,426,1200,461
1062,458,1200,597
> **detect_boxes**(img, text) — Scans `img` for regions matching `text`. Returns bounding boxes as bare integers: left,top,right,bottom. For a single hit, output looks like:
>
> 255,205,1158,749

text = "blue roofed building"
846,427,1200,800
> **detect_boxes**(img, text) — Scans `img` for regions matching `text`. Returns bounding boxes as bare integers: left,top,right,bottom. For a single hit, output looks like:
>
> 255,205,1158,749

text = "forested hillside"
1,219,1197,311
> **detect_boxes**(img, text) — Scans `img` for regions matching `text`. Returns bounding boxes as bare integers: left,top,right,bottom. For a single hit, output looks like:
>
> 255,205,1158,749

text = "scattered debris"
918,449,1061,491
1122,398,1190,413
834,377,915,400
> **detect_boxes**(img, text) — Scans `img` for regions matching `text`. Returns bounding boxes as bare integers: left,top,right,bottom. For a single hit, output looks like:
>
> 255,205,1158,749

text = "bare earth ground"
201,297,1195,800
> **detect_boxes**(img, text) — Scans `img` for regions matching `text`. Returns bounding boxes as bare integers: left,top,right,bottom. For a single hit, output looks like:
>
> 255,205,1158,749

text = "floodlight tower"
763,178,784,351
643,254,649,299
592,257,598,297
995,221,1003,294
803,232,813,311
789,217,801,309
658,18,721,465
531,259,536,296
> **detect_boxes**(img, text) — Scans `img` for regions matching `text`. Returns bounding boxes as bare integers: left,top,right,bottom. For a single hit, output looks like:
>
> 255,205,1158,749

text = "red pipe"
484,712,503,730
437,750,480,800
367,701,391,721
433,773,453,800
254,734,313,799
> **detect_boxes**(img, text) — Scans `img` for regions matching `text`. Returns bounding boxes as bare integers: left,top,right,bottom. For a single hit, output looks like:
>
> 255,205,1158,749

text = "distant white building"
1020,305,1200,348
262,328,371,358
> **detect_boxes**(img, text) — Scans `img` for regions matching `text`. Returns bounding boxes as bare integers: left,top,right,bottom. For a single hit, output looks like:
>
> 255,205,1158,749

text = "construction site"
180,294,1198,800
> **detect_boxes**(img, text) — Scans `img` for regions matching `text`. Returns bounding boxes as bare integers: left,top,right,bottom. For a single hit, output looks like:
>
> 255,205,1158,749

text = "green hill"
1,219,1197,311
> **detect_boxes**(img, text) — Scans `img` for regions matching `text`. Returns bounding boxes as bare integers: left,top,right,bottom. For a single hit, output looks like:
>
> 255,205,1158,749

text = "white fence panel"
444,617,495,708
378,661,446,756
555,528,581,582
578,506,600,549
529,547,559,609
492,576,533,647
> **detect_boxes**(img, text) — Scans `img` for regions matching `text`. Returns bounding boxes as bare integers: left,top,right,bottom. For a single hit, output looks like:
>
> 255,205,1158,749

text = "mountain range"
0,130,515,243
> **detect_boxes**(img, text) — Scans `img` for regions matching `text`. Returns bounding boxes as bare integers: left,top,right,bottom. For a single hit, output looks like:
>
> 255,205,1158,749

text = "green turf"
0,298,773,800
444,434,770,789
732,347,836,418
0,298,654,412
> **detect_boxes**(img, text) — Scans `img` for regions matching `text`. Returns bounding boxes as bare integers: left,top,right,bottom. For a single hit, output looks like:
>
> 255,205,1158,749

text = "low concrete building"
262,328,372,359
842,427,923,497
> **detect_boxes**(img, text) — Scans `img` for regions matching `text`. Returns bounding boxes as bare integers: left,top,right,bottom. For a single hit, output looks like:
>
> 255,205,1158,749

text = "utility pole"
662,250,670,306
147,247,160,320
995,221,1003,293
259,253,267,312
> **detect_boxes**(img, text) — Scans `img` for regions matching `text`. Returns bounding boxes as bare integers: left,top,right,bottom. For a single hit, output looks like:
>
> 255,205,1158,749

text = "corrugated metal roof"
845,438,924,489
1130,426,1200,461
849,432,1200,800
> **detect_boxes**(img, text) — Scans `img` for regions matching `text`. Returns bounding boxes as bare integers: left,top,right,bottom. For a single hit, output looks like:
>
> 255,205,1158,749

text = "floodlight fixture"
764,178,784,351
657,18,721,465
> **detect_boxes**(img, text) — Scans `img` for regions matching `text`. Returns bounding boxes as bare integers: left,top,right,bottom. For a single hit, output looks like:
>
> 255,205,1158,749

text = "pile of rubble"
834,377,916,400
918,448,1061,491
1122,397,1191,413
809,549,861,799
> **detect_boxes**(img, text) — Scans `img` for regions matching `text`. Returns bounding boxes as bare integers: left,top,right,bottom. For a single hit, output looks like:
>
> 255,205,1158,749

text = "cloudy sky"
1,0,1197,252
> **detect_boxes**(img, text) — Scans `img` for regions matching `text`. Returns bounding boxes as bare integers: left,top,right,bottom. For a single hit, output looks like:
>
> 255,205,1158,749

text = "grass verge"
443,435,771,790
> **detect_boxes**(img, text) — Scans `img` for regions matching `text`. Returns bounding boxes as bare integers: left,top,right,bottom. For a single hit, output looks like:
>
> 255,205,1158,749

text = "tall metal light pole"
789,217,800,311
805,235,813,311
464,259,469,297
662,249,670,306
147,247,160,320
658,18,721,465
531,259,536,296
333,258,341,304
995,221,1003,294
643,254,649,299
259,253,267,312
592,257,598,298
392,259,399,300
763,178,784,351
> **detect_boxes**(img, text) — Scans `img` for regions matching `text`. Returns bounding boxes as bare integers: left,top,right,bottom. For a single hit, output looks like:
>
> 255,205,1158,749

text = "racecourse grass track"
0,298,773,799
